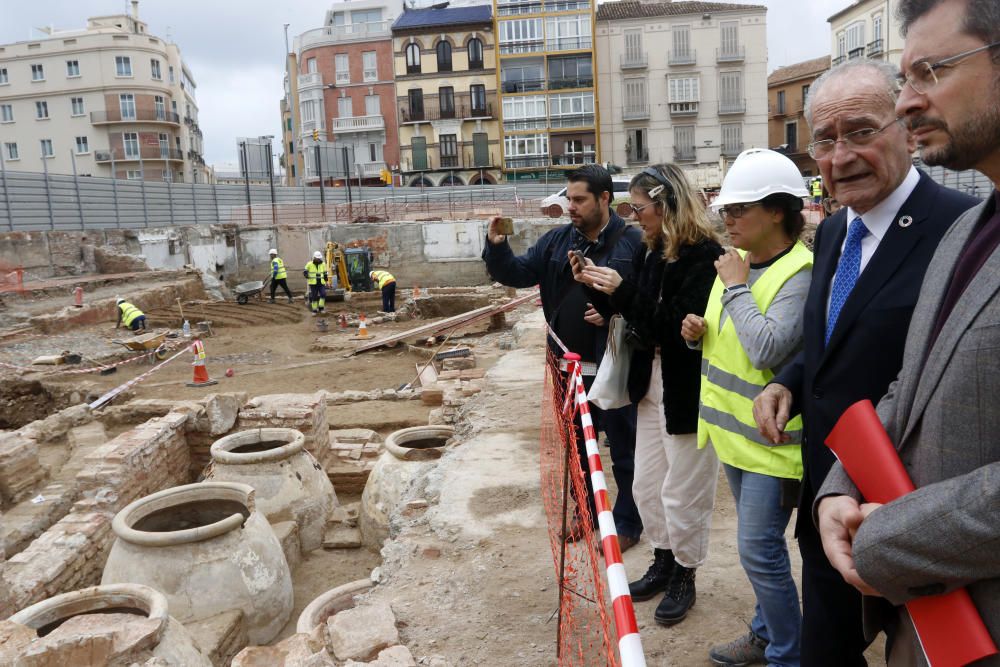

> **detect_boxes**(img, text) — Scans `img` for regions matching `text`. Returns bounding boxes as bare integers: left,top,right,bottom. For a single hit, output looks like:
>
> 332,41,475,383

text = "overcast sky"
0,0,850,171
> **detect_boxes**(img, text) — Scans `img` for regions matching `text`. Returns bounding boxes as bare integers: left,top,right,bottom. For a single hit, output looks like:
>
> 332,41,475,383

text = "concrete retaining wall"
0,219,564,290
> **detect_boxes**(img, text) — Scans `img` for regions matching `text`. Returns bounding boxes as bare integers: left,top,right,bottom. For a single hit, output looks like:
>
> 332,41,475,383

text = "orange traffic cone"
186,338,218,387
356,314,369,339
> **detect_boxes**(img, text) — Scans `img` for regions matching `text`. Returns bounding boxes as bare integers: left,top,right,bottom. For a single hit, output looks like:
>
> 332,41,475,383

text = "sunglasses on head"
638,167,677,211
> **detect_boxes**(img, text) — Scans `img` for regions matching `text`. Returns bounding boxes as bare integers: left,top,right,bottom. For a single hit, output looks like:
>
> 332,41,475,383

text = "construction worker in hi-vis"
304,251,328,316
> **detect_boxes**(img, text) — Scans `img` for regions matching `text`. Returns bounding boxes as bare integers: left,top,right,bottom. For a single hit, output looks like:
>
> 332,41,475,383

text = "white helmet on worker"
116,297,125,305
712,148,809,211
313,251,323,260
268,248,278,256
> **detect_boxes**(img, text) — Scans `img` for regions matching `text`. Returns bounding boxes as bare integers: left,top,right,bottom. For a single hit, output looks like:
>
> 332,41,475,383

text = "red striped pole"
564,352,646,667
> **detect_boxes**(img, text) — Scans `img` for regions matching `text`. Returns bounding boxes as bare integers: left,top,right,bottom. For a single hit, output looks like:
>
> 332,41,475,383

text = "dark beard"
918,102,1000,171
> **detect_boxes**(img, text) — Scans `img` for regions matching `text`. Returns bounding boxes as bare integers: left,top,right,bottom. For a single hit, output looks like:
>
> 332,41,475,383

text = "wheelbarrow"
234,277,270,305
113,330,169,363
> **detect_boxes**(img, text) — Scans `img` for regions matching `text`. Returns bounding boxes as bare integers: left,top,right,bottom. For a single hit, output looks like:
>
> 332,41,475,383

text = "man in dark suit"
818,0,1000,663
751,59,977,666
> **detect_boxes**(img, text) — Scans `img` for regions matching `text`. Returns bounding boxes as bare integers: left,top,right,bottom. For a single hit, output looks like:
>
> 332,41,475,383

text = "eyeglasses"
807,117,903,159
628,200,658,217
717,202,762,219
896,40,1000,95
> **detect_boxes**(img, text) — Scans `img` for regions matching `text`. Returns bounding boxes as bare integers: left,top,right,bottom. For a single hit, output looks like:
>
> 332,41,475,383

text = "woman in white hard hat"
681,148,812,666
571,164,724,627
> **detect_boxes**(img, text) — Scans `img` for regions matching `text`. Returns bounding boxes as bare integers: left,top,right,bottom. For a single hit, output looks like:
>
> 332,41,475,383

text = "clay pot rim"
384,425,455,461
210,427,305,465
8,583,169,638
295,578,373,634
112,481,255,547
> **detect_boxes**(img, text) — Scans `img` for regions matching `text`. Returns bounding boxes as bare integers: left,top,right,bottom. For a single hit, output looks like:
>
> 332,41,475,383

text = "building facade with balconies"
595,0,768,177
0,3,208,182
494,0,600,180
767,55,829,177
829,0,900,68
294,0,403,186
391,5,501,186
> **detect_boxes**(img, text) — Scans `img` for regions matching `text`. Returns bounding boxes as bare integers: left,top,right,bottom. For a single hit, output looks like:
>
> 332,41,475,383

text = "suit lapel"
821,176,935,361
902,201,998,444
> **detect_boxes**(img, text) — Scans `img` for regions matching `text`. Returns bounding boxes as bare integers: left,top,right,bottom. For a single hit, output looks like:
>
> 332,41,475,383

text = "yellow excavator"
325,242,374,301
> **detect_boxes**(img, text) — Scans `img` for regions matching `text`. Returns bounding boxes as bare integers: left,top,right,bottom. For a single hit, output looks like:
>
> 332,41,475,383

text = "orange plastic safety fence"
540,349,618,667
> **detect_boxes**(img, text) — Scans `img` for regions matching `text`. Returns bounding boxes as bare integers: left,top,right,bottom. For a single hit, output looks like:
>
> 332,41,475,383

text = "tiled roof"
596,1,766,21
768,55,832,85
392,5,492,30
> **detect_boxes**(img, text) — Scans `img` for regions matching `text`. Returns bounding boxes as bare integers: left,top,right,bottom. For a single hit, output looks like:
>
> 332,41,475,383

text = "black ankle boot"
628,548,675,601
654,564,696,625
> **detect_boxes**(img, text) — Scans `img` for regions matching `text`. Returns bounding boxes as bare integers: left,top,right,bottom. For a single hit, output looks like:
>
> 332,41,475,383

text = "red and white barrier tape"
566,352,646,667
88,346,189,410
0,339,183,376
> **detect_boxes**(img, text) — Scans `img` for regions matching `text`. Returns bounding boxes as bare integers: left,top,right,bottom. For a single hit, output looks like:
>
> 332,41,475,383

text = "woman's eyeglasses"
717,202,762,219
628,201,658,217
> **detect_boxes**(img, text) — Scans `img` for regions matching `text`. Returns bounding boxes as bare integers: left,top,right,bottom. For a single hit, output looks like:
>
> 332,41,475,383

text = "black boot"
654,564,696,625
628,548,675,601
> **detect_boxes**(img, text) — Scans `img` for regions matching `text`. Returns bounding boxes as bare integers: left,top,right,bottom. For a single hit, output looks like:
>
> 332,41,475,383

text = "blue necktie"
826,216,868,344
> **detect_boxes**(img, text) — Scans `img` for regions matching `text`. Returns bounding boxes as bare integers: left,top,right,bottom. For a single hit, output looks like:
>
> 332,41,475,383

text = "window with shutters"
335,54,349,84
623,29,644,67
31,63,44,81
468,38,484,70
719,71,743,113
668,76,699,114
406,43,421,73
35,101,49,119
473,132,489,167
846,22,865,56
407,89,424,121
719,21,740,59
722,123,742,156
437,41,453,72
623,78,648,119
626,128,648,163
66,60,80,77
776,90,786,114
337,96,353,118
671,25,694,63
470,84,487,115
439,134,458,167
411,136,428,170
365,94,380,116
674,125,695,160
785,121,797,151
439,86,455,119
363,51,377,81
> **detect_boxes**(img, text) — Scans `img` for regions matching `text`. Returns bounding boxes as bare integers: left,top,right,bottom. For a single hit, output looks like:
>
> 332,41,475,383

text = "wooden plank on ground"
415,361,438,387
349,290,538,356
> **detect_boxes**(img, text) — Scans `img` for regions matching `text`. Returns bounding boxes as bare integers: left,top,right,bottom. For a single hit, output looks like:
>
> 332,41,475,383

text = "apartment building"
391,5,501,186
829,0,900,67
0,2,207,182
595,0,768,174
494,0,600,181
768,55,829,177
294,0,403,186
280,50,303,186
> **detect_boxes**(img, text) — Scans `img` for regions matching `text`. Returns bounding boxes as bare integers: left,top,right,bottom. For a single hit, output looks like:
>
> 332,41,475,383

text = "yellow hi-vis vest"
371,270,395,289
119,301,143,326
270,256,287,280
696,241,813,479
812,180,823,197
191,339,206,360
305,261,327,286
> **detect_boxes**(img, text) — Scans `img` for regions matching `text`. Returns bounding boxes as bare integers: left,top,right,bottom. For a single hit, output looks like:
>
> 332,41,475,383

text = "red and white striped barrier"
565,352,646,667
0,340,183,376
88,347,189,410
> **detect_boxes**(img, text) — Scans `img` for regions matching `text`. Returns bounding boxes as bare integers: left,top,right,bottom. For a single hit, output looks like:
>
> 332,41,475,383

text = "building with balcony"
494,0,600,180
595,0,768,177
767,55,829,177
293,0,403,186
829,0,900,67
0,2,207,182
392,5,500,186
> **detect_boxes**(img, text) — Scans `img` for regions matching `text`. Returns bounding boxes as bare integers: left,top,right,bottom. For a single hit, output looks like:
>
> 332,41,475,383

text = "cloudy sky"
0,0,850,171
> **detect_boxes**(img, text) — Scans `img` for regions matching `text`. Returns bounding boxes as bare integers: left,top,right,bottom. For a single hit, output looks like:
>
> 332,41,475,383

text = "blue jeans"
723,464,801,667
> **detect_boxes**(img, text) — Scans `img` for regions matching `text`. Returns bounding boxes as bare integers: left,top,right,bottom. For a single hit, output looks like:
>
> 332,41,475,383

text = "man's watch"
722,283,749,295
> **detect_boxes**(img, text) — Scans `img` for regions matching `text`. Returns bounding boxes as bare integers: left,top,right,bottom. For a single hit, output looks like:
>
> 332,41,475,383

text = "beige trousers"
633,355,719,568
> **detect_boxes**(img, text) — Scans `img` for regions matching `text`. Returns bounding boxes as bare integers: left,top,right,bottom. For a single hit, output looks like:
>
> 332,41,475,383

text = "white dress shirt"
826,166,921,318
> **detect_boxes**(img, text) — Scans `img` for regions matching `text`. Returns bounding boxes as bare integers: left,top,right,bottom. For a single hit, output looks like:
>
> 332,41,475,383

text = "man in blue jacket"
482,164,644,549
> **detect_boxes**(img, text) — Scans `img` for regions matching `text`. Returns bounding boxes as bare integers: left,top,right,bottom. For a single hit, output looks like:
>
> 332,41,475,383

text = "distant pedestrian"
268,248,293,303
370,269,397,313
303,251,327,316
115,297,147,332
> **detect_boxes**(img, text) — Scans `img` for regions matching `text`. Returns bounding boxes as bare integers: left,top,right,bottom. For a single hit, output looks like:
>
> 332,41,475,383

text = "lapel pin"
898,215,913,228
